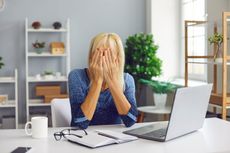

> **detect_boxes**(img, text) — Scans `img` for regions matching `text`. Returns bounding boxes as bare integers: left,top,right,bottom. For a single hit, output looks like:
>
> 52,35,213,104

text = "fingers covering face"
91,47,118,68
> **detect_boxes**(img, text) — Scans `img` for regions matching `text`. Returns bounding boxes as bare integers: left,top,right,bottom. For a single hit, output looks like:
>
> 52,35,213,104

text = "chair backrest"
51,98,71,127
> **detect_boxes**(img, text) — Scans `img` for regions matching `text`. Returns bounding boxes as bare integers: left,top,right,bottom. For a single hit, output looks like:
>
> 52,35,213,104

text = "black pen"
97,132,118,140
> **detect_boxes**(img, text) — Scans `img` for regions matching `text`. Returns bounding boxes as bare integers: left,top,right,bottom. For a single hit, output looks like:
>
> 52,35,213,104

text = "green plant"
125,33,162,81
33,40,45,49
139,79,177,94
208,33,223,59
44,70,53,75
0,56,4,69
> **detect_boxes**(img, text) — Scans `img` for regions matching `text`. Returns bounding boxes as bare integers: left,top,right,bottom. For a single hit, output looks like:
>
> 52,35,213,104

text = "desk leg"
137,112,144,123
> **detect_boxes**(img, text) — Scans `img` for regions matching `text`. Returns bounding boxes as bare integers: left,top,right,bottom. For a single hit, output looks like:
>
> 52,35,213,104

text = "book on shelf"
65,130,138,148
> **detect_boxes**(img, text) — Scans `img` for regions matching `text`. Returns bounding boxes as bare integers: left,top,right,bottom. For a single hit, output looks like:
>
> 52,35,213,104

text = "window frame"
181,0,208,81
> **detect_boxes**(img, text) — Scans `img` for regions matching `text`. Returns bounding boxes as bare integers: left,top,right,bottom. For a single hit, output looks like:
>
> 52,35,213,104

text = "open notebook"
65,130,138,148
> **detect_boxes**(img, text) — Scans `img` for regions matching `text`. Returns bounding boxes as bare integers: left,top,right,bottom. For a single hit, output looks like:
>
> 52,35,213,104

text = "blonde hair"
88,33,125,89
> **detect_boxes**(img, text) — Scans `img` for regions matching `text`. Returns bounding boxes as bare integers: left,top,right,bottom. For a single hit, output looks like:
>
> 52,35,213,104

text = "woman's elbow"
123,119,136,127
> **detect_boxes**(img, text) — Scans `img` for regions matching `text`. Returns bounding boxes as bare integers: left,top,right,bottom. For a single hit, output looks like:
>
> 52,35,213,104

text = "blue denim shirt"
68,68,138,129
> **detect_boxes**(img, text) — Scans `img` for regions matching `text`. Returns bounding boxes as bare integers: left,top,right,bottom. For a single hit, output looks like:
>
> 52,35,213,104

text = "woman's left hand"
102,48,122,89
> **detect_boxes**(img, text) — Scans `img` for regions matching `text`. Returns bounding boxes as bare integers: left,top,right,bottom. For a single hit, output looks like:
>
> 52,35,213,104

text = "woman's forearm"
81,81,102,120
108,80,131,115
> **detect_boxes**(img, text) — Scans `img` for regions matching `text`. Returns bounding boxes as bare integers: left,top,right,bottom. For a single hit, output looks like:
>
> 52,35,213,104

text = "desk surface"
1,118,230,153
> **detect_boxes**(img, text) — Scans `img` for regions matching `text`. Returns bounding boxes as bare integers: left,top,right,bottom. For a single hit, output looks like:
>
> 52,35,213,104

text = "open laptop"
123,84,213,142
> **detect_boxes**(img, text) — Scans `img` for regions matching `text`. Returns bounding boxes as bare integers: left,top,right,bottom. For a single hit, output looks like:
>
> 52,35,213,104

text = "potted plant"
32,40,45,54
208,32,223,62
125,33,162,81
0,56,4,69
43,70,54,80
139,79,178,108
125,33,171,106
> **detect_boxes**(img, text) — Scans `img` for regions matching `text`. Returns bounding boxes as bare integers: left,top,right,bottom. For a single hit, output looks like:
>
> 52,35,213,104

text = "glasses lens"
54,133,62,141
71,129,87,137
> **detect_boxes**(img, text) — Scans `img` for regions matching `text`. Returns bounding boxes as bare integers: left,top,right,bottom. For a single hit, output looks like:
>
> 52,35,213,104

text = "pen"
97,132,118,140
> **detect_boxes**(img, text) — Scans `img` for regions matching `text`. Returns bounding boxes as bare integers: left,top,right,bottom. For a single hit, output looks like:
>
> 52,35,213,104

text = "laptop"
123,84,213,142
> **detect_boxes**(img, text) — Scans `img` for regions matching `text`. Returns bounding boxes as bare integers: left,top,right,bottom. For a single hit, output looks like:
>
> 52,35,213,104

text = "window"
181,0,207,81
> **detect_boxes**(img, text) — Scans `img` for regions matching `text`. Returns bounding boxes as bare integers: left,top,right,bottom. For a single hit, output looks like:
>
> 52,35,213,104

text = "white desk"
1,118,230,153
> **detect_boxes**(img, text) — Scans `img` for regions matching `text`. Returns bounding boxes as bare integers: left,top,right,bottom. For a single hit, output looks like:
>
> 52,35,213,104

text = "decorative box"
35,86,61,96
50,42,65,54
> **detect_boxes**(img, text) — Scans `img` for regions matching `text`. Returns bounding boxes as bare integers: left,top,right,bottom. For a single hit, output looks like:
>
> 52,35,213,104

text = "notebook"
65,130,138,148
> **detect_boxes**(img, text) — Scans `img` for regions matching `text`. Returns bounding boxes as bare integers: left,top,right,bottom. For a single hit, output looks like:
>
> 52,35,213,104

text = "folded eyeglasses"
54,128,88,141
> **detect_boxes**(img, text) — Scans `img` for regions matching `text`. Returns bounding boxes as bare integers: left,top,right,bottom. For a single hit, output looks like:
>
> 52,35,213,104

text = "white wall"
147,0,180,80
0,0,146,123
207,0,229,93
207,0,230,115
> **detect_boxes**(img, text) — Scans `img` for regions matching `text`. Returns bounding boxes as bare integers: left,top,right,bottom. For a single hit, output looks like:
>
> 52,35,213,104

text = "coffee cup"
25,116,48,138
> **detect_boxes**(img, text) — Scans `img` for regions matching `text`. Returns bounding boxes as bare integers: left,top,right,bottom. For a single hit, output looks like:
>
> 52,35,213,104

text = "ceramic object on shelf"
44,75,54,80
55,72,61,78
35,48,43,54
0,94,8,105
214,58,222,63
32,21,41,29
35,74,41,80
53,22,62,29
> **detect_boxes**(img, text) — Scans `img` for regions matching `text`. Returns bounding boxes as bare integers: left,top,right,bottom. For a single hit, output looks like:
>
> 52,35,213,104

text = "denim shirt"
68,68,138,129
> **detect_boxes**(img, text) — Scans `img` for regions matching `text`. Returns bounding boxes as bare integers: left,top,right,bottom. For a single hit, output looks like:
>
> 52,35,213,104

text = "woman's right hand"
89,49,103,84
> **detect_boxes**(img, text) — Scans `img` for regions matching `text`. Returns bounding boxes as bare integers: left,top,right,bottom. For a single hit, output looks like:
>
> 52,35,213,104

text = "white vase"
214,58,222,63
153,93,167,108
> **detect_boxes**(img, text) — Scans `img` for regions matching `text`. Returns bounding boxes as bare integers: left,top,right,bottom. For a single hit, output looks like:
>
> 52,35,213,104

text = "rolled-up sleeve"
68,70,90,129
120,74,138,127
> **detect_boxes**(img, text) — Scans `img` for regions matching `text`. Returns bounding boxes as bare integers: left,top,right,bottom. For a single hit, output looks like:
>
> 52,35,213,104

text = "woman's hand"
89,49,103,85
102,48,122,89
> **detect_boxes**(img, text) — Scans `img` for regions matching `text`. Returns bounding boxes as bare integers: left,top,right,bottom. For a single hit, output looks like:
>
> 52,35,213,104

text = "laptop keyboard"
143,128,167,138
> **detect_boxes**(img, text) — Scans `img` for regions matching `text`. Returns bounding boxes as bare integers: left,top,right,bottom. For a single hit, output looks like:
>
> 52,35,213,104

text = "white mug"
25,116,48,138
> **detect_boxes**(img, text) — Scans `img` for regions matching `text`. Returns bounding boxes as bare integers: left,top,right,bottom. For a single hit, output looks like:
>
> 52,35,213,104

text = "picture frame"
0,94,8,104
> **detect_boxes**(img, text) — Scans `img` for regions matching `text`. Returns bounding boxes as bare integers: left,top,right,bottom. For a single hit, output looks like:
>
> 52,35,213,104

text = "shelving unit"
0,69,18,128
28,52,67,57
25,18,70,122
184,13,230,120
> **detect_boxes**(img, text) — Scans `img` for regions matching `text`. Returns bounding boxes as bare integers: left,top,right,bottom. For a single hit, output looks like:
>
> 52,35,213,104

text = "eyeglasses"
53,128,88,141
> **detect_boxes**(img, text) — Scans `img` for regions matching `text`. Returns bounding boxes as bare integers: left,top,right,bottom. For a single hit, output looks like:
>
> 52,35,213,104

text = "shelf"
27,28,67,32
28,52,67,57
0,100,16,108
187,61,230,65
210,93,230,107
28,76,68,82
185,20,207,27
25,18,70,122
0,77,16,83
28,99,51,107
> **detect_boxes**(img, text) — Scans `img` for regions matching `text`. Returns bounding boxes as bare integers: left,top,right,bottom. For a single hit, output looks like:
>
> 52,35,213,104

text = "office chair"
51,98,71,127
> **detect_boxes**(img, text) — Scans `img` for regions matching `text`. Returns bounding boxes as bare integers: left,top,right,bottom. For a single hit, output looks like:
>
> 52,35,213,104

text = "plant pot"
35,48,43,54
153,92,175,108
153,93,167,108
214,58,222,63
44,75,54,80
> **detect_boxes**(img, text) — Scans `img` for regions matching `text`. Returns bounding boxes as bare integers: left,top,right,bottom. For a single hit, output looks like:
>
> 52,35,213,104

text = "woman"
68,33,137,129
